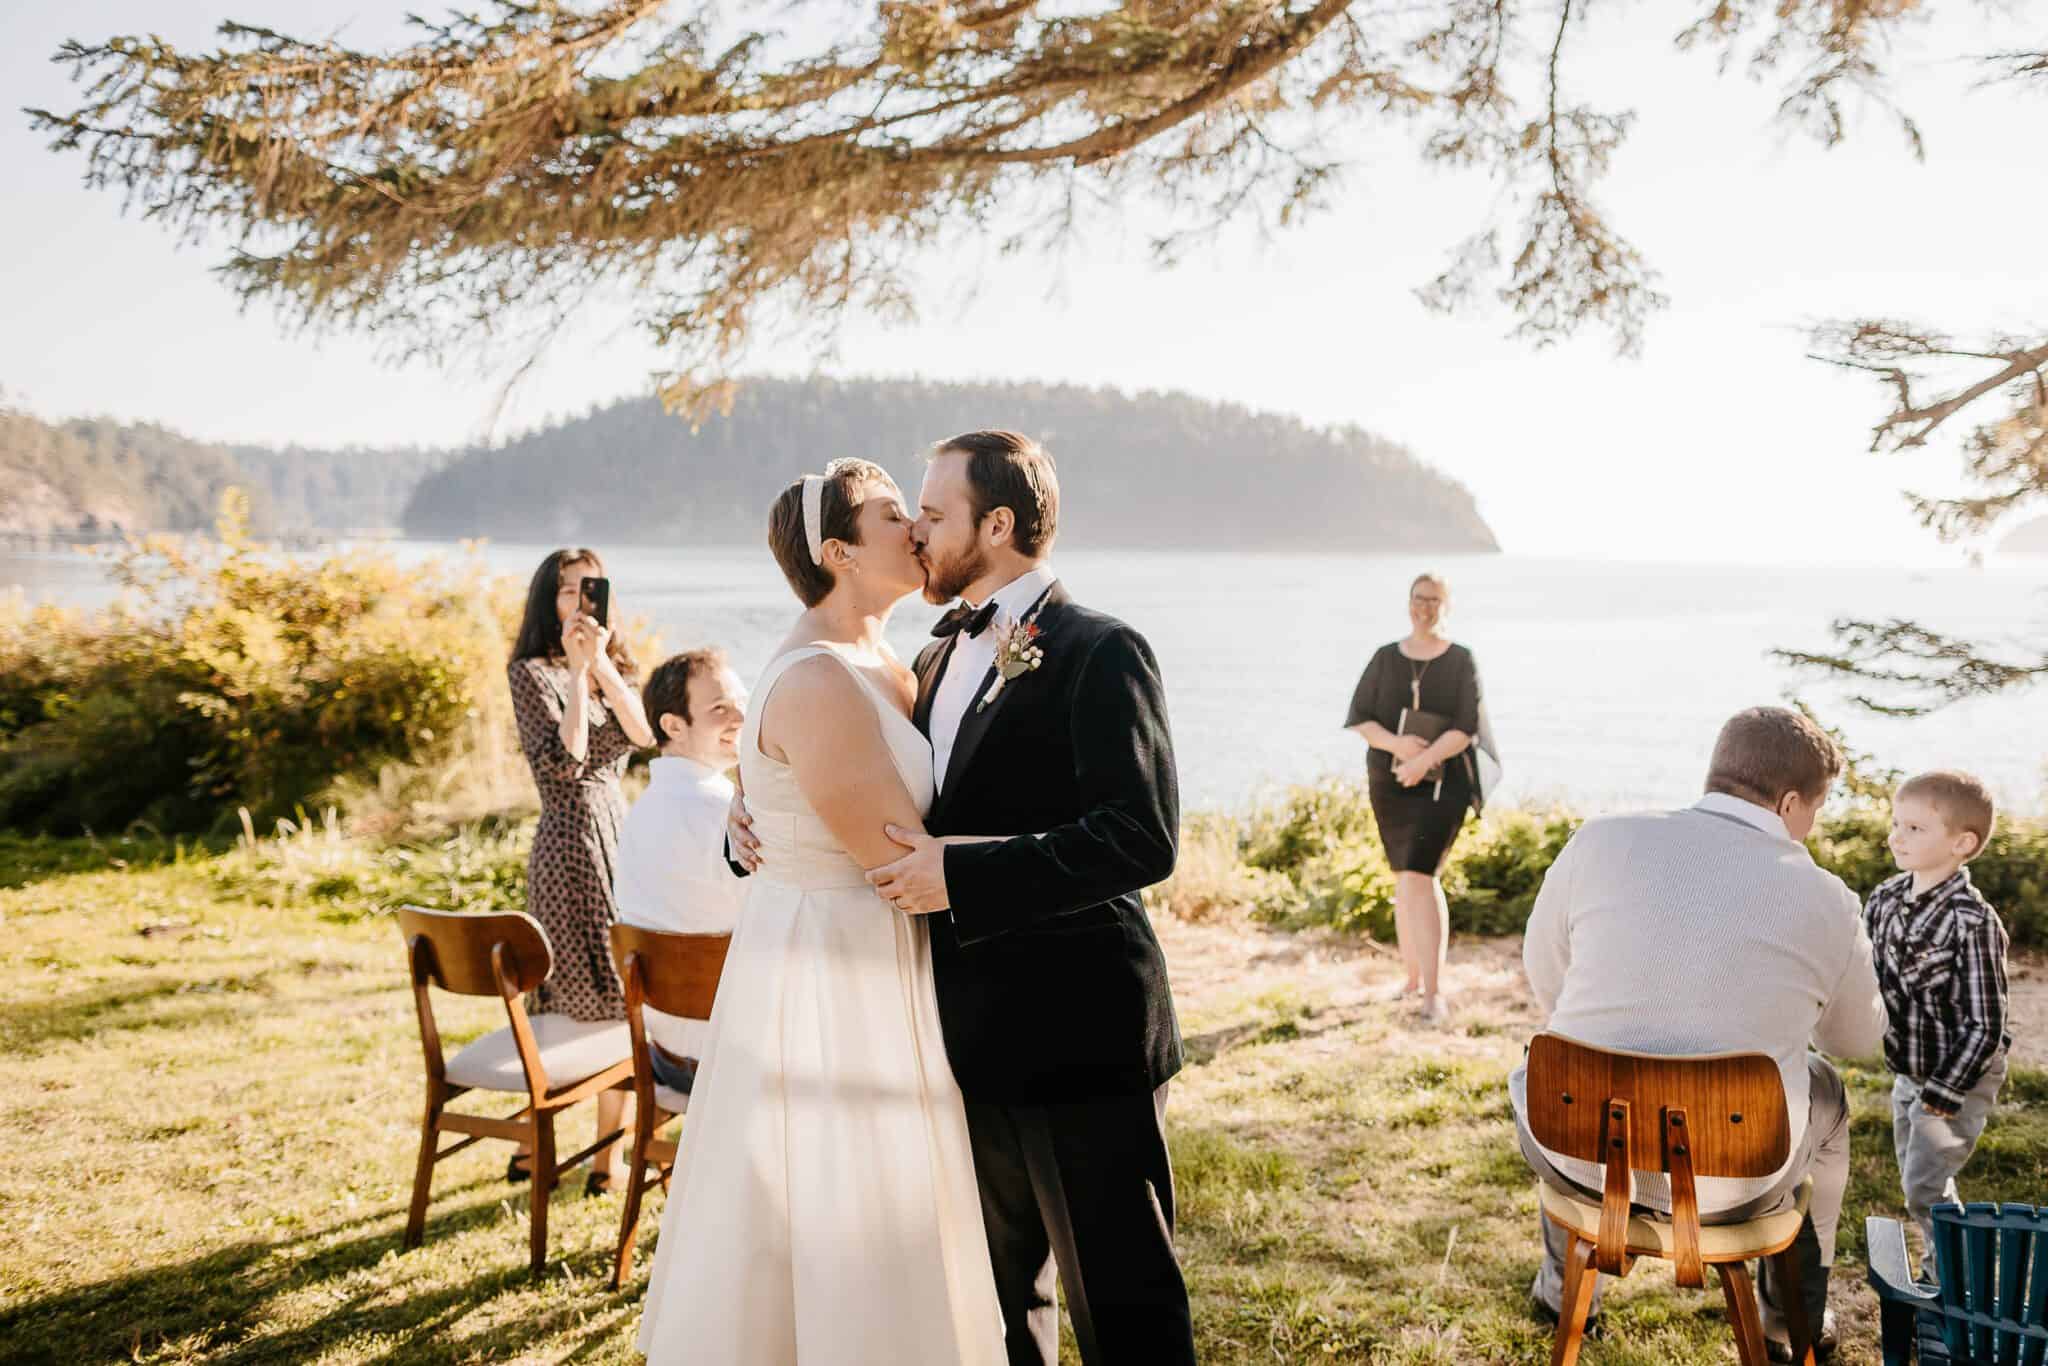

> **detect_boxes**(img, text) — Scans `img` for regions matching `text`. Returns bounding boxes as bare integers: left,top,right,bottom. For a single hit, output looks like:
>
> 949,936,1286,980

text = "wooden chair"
609,923,731,1288
1868,1203,2048,1364
1523,1032,1818,1366
397,906,634,1275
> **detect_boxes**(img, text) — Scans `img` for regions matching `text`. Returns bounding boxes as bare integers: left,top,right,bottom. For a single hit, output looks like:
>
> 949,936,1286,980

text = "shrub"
0,493,521,834
1810,801,2048,949
1193,779,2048,951
1440,806,1582,935
1236,786,1583,940
1149,813,1293,923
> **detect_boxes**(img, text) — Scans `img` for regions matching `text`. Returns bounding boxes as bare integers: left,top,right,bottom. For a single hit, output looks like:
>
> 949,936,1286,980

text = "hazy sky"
5,2,2043,562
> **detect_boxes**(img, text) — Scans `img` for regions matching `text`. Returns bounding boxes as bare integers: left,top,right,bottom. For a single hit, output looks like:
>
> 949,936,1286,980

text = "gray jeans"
1893,1050,2007,1248
1516,1052,1849,1342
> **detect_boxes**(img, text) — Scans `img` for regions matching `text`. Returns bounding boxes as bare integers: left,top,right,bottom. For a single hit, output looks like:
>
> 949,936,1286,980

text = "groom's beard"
921,544,987,605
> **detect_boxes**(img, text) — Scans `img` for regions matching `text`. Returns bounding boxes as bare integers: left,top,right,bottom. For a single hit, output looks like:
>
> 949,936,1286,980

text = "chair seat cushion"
445,1015,632,1093
653,1082,691,1116
1539,1175,1813,1260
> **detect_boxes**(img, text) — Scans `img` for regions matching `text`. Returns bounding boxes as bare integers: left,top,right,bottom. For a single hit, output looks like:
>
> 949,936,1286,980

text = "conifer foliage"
33,1,1934,408
30,2,2048,707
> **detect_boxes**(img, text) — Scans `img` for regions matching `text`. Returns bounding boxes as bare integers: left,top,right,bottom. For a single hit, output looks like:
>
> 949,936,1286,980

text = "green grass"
7,827,2048,1363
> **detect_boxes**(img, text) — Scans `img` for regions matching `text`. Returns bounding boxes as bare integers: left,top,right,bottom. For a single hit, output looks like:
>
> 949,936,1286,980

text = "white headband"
801,474,825,566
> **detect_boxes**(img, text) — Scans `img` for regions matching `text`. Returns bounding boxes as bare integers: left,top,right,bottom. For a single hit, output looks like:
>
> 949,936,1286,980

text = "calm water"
10,544,2048,812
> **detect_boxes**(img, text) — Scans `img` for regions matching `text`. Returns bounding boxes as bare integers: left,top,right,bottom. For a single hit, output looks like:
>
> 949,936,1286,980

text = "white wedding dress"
635,645,1005,1365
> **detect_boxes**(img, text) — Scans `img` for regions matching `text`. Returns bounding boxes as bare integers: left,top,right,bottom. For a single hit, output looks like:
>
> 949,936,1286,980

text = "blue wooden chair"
1866,1203,2048,1364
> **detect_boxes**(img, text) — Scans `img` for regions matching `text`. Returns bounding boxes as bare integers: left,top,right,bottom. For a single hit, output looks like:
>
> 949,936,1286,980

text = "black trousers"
964,1084,1195,1366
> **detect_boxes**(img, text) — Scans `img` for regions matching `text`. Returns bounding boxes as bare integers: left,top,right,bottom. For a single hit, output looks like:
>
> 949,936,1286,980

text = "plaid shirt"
1864,867,2012,1110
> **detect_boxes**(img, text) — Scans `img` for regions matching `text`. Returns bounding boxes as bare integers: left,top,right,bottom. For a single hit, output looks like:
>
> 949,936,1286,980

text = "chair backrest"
1525,1032,1790,1179
610,924,730,1021
398,906,553,998
1525,1032,1792,1284
1928,1202,2048,1366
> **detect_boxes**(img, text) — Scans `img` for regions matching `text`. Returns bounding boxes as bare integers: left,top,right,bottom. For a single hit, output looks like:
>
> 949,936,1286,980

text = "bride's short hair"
768,458,894,607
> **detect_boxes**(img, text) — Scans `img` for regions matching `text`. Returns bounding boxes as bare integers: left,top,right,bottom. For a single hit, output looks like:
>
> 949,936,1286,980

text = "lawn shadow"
1184,1001,1377,1068
0,975,280,1052
0,1185,633,1366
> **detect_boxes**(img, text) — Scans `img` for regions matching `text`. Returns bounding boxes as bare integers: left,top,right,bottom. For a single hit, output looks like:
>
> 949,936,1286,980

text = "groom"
875,430,1191,1365
733,430,1193,1364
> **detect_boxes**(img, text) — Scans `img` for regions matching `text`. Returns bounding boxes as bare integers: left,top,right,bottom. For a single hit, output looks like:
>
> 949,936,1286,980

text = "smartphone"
579,576,611,629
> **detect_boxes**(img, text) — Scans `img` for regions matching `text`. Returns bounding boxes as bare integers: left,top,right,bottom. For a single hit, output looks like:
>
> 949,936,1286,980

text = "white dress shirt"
1513,791,1887,1212
927,563,1058,793
614,755,746,1059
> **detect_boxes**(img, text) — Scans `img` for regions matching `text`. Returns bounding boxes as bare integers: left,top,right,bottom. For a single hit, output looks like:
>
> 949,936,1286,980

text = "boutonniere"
978,611,1047,712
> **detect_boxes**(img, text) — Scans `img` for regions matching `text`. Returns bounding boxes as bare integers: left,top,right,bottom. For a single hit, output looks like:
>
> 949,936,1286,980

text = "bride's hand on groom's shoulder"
868,825,963,915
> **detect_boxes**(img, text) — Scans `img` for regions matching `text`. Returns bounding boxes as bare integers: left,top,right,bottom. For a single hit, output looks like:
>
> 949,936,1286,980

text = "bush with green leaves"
1226,780,2048,949
0,493,520,834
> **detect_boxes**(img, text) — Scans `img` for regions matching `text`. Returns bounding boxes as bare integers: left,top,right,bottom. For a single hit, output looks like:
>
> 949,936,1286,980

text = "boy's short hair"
1897,770,1996,858
644,648,729,740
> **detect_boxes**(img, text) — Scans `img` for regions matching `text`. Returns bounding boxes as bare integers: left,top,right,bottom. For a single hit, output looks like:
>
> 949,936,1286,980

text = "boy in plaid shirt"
1865,770,2011,1245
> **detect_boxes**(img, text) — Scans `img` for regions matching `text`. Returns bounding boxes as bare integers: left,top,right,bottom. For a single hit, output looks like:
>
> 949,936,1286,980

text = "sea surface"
10,543,2048,813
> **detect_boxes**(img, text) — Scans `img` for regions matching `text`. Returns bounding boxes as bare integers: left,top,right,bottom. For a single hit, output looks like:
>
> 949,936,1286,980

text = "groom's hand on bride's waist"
726,787,762,873
869,825,961,915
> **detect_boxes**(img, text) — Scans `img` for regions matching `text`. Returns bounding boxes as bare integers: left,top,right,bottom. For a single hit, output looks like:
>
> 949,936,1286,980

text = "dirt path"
1156,914,2048,1066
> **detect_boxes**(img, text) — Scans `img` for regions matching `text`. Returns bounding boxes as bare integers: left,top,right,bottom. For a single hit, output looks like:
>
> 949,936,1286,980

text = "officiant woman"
1343,572,1484,1024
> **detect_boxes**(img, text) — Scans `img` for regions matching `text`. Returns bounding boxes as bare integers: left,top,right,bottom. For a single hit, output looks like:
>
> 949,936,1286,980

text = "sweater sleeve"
1813,881,1888,1061
1523,828,1580,1018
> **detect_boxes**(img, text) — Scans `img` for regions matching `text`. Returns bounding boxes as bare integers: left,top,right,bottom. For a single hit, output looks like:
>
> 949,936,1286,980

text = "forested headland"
0,405,438,537
3,380,1497,551
403,378,1498,552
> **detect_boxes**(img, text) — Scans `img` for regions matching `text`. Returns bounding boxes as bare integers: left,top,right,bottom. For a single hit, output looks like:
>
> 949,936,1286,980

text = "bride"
635,460,1004,1364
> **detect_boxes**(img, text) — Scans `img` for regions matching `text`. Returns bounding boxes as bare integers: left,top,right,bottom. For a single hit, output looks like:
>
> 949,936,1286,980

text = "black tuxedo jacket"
919,581,1185,1104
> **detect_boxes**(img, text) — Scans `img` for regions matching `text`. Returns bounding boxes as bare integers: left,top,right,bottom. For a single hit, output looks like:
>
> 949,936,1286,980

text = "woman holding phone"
506,547,655,1190
1342,572,1490,1024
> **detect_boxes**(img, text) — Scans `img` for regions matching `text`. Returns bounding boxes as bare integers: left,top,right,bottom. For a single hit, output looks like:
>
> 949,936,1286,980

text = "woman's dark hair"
510,548,639,680
768,459,893,608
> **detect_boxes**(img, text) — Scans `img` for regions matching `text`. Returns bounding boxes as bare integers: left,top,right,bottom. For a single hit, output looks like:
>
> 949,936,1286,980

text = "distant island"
1,378,1498,553
405,378,1499,553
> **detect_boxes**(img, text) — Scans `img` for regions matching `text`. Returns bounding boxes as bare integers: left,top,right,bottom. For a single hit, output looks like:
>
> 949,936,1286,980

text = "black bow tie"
931,600,999,640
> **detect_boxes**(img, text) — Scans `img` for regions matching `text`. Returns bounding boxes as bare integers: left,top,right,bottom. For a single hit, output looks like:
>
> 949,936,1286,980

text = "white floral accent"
976,613,1047,712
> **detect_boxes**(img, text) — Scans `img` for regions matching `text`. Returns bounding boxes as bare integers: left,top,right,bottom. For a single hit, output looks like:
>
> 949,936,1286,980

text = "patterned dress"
508,656,639,1021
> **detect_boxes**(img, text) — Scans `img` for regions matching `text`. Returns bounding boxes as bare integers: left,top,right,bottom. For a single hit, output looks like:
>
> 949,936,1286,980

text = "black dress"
1343,641,1482,876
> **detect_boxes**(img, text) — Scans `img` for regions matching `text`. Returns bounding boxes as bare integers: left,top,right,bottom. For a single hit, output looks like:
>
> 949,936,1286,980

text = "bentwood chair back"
397,906,634,1276
1523,1031,1816,1366
608,923,731,1287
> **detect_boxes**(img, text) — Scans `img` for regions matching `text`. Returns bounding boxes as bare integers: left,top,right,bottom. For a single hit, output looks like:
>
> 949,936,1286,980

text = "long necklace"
1408,653,1433,711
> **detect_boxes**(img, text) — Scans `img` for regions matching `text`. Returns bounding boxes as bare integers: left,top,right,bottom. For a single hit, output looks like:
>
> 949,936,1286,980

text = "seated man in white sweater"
1512,706,1885,1361
614,648,748,1093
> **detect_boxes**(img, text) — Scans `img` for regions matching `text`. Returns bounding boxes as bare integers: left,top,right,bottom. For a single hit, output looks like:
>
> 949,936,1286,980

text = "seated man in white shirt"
614,648,748,1093
1512,706,1886,1362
